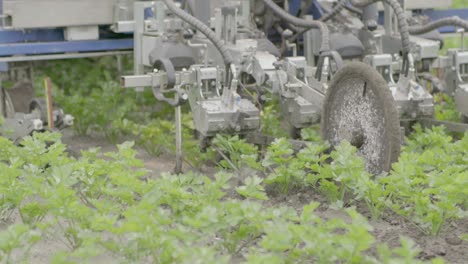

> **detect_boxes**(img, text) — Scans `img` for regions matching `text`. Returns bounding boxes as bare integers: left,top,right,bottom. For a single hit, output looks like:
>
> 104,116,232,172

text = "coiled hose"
319,0,365,19
322,1,468,48
261,0,330,52
320,0,348,22
321,0,468,37
409,16,468,35
162,0,234,82
344,3,363,16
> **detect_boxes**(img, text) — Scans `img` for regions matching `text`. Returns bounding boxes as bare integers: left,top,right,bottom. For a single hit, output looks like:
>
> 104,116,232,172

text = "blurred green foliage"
451,0,468,8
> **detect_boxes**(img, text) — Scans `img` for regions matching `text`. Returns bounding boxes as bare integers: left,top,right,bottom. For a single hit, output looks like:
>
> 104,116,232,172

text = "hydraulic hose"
344,3,363,16
162,0,234,71
320,1,468,51
261,0,330,52
319,0,348,22
409,16,468,35
350,0,410,56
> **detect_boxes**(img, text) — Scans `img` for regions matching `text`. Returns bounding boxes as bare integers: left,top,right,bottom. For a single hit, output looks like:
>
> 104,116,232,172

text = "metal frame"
0,39,133,57
0,0,134,65
309,0,464,34
0,50,132,63
1,0,117,29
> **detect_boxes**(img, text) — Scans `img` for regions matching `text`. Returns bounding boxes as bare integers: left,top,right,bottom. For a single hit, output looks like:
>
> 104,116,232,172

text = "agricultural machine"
1,0,468,173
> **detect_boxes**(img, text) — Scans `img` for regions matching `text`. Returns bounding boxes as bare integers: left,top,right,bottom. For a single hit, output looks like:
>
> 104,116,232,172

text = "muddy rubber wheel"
321,62,401,174
462,115,468,124
29,98,49,121
7,82,35,113
289,126,302,140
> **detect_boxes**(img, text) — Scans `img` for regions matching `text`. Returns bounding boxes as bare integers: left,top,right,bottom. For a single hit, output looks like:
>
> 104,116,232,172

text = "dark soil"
60,130,467,264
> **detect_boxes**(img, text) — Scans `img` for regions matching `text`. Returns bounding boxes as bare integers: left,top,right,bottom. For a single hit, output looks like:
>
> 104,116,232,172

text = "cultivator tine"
419,118,468,134
174,104,183,174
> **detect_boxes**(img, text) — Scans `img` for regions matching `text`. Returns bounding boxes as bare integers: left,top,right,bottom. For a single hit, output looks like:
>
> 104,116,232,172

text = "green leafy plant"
381,126,468,235
434,93,461,123
117,115,215,168
7,57,464,263
0,131,433,263
0,223,41,263
377,236,430,264
262,138,303,193
212,135,261,171
246,204,410,264
260,97,288,138
236,176,268,200
300,126,322,142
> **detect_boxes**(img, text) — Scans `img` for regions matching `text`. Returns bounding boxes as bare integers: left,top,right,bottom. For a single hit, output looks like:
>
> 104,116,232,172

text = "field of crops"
0,49,466,263
2,3,468,259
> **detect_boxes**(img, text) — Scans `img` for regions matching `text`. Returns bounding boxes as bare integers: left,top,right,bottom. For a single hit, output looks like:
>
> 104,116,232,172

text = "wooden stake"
44,77,54,129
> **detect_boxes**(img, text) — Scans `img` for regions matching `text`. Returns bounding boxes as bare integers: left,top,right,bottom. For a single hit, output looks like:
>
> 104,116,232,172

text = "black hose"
318,0,364,22
322,1,468,48
289,27,313,42
350,0,410,55
344,4,363,16
320,0,348,22
162,0,233,67
289,0,349,42
261,0,330,52
409,16,468,35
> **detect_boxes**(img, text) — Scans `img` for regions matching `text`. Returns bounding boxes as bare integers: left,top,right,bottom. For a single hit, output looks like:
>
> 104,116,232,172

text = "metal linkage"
305,0,468,133
432,47,468,120
121,0,408,174
122,63,261,137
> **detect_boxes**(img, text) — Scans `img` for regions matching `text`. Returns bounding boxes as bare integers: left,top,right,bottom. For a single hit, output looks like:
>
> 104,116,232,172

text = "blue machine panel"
288,0,301,15
0,0,133,57
288,0,324,18
422,9,468,34
0,29,64,44
0,39,134,57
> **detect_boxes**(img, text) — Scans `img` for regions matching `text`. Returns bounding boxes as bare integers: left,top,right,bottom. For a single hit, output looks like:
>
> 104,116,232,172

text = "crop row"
0,131,451,263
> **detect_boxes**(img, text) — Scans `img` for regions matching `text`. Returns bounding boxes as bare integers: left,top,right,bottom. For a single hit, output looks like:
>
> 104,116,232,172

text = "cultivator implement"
118,0,468,174
1,0,468,173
